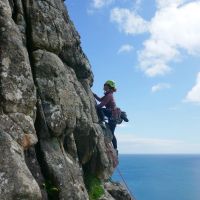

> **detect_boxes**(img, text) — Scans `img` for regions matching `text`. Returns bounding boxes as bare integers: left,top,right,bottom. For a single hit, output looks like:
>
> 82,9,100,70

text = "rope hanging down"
116,167,136,200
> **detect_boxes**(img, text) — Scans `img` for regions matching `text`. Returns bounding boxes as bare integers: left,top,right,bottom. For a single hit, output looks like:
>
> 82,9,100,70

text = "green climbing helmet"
105,80,116,89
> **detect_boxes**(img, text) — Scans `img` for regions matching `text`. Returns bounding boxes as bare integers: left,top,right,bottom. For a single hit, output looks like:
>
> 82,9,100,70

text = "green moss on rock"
84,173,104,200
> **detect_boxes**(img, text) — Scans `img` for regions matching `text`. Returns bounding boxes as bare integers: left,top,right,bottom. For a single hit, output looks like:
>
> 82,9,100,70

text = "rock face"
104,181,135,200
0,0,133,199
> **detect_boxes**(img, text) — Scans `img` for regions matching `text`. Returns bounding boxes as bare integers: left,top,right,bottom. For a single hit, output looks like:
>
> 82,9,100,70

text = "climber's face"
103,84,110,92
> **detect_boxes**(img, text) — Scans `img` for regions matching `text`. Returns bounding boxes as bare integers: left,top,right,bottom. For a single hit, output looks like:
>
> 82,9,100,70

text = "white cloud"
152,83,171,92
110,1,200,77
156,0,184,9
110,8,149,34
118,134,182,146
185,72,200,104
140,1,200,76
118,44,134,54
134,0,142,11
140,60,172,77
91,0,115,9
150,2,200,54
139,39,179,76
116,133,200,154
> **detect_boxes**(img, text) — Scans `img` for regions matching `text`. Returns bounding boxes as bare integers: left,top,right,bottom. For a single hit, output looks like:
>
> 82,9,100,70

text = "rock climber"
93,80,119,152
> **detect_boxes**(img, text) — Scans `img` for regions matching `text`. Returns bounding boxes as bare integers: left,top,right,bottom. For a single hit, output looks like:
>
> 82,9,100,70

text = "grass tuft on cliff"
84,173,104,200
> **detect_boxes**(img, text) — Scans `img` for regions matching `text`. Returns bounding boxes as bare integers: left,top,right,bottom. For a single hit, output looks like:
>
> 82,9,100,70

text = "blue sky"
66,0,200,154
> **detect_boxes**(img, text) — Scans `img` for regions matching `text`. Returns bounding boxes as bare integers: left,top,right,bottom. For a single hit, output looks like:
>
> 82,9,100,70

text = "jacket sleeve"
97,94,111,108
93,93,103,102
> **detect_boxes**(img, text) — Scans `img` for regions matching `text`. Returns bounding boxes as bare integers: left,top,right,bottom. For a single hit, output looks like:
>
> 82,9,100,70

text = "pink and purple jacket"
94,91,116,110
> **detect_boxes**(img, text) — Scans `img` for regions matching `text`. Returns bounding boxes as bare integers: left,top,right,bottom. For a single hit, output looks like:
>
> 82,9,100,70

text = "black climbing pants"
96,107,117,149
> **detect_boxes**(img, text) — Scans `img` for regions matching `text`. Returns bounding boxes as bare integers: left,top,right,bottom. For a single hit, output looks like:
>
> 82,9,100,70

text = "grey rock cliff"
0,0,133,199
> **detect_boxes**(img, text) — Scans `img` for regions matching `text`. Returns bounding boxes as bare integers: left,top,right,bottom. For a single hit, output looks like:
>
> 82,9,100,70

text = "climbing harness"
116,167,136,200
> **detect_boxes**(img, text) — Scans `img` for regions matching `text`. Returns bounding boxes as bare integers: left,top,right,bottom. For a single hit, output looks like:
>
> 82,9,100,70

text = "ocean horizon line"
118,153,200,156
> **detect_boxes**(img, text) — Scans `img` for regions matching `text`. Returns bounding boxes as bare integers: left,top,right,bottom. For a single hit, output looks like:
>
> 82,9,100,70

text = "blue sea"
112,154,200,200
